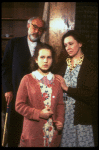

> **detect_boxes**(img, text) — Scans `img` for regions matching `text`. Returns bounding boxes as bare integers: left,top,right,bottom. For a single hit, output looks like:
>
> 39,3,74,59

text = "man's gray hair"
27,17,47,30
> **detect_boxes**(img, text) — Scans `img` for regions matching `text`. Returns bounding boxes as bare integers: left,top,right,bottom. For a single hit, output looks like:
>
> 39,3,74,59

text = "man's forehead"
32,18,44,27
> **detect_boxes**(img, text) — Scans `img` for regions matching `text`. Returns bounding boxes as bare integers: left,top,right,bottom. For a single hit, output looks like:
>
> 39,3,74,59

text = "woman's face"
64,36,82,57
35,49,52,72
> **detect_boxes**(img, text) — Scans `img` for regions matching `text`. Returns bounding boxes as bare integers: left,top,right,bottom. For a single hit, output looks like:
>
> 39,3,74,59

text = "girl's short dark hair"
30,43,56,72
62,30,86,52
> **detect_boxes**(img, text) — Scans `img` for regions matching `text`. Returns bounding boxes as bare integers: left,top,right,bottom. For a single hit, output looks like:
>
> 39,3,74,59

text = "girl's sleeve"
15,75,41,121
56,83,65,124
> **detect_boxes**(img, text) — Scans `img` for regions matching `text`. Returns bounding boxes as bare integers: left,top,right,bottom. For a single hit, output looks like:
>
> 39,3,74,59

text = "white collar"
32,70,53,80
27,37,37,46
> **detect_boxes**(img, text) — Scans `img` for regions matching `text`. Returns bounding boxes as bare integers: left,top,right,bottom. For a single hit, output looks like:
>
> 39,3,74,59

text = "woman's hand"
56,75,68,92
54,120,63,131
40,106,53,120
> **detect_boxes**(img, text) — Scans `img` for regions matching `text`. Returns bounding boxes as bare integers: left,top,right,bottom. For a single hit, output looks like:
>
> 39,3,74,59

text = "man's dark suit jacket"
2,35,41,102
2,35,42,146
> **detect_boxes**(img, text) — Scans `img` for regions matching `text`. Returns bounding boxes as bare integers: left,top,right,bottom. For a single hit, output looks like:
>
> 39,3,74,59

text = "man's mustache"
31,33,39,37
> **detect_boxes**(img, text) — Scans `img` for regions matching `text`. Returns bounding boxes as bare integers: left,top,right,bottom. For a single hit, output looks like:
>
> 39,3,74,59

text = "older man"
2,17,46,147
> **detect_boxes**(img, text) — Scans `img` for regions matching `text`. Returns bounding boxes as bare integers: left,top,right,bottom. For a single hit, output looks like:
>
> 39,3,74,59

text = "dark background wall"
75,2,98,70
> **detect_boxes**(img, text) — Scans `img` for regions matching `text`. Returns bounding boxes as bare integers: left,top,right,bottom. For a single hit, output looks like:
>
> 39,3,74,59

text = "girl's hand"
40,106,53,120
56,75,68,92
54,120,63,131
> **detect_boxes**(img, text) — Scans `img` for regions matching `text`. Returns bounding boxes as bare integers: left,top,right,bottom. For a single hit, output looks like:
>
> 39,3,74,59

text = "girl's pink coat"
15,74,65,147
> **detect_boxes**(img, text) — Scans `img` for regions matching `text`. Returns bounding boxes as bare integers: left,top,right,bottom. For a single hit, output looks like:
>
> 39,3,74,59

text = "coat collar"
32,70,53,81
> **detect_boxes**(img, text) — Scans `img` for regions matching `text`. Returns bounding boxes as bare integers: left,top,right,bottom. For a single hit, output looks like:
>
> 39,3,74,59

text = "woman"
56,30,97,147
15,43,65,147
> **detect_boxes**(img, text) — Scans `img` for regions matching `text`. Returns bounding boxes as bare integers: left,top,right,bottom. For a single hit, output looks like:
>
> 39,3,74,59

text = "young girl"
15,43,65,147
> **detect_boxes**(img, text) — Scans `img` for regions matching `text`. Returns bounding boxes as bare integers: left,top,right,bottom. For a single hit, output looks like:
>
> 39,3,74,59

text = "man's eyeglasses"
31,23,44,32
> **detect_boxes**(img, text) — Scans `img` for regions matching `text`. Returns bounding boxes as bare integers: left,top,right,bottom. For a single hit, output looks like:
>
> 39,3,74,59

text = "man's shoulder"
10,35,27,43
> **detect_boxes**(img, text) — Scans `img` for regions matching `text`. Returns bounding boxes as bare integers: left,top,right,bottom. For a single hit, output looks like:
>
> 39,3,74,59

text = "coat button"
52,96,55,98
